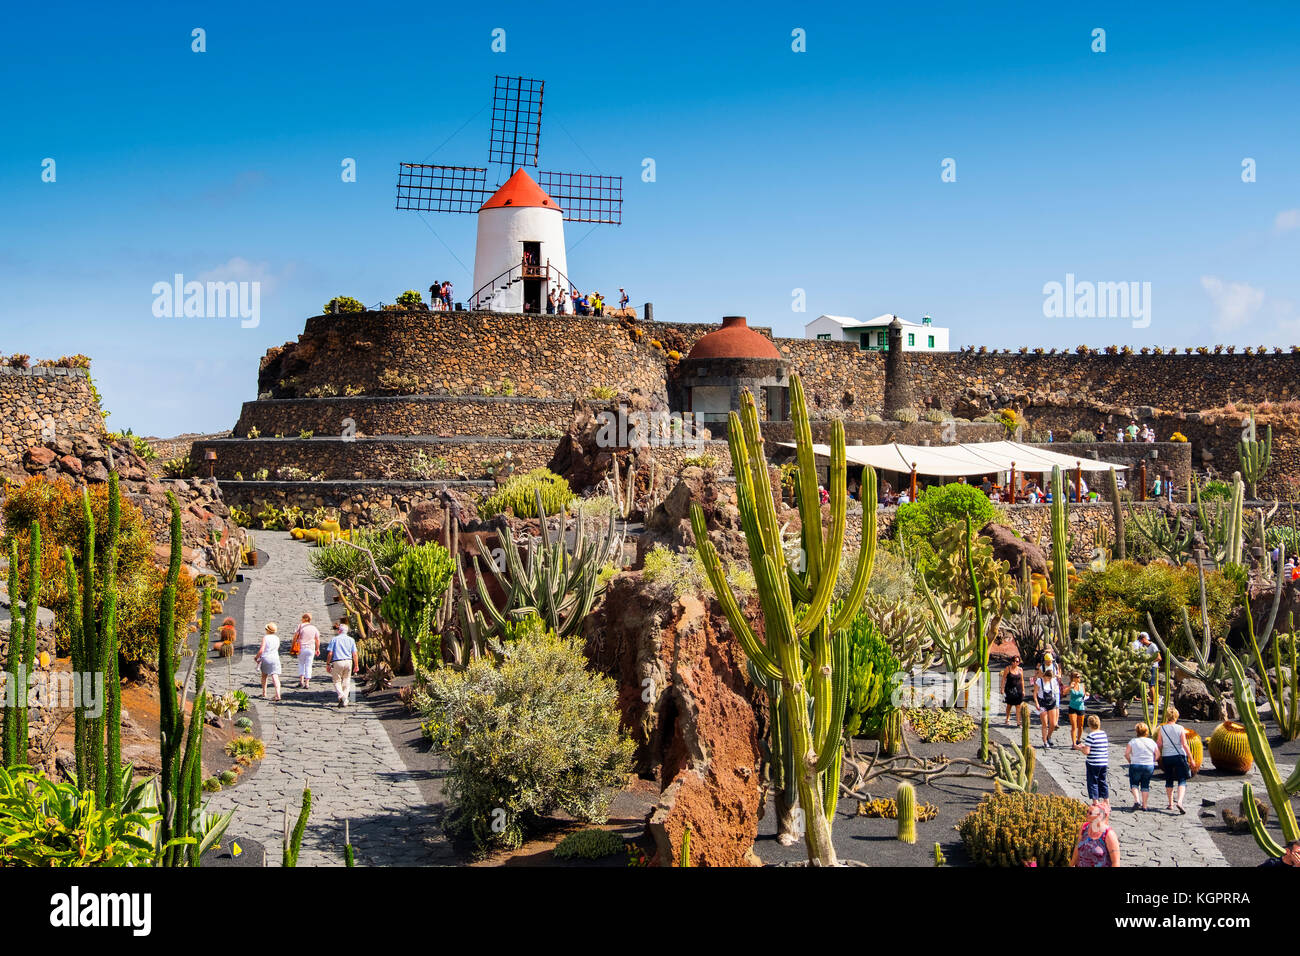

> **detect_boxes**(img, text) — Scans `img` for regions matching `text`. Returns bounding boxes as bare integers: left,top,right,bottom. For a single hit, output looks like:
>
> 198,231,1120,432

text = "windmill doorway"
521,241,542,313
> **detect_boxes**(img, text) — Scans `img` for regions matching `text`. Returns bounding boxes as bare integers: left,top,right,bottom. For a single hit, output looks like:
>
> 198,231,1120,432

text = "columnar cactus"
1127,505,1193,565
1049,466,1070,646
1237,415,1272,499
1221,643,1300,858
2,525,41,769
1194,472,1244,568
1106,467,1126,559
896,781,917,844
691,373,877,867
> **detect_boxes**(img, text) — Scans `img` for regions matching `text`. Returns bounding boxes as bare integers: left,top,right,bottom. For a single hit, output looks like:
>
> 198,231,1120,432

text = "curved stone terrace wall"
0,366,103,467
233,394,575,439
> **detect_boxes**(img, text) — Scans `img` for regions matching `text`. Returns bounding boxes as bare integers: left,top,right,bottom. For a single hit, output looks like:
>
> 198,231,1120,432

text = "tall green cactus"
3,524,41,769
157,491,216,866
61,477,123,805
1128,505,1193,565
690,373,876,867
1106,468,1126,559
1049,466,1070,646
896,781,917,844
1221,642,1300,858
283,786,312,867
963,515,991,760
1237,414,1272,500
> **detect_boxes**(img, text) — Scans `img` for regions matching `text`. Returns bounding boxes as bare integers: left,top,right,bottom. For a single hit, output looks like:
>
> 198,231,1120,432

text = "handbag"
291,628,302,655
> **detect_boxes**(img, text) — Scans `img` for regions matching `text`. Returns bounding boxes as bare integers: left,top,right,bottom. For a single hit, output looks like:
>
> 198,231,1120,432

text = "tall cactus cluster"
61,476,125,805
1221,643,1300,859
453,490,621,662
156,491,217,866
1049,466,1070,646
2,524,41,768
691,373,876,867
1195,472,1244,568
1237,414,1272,499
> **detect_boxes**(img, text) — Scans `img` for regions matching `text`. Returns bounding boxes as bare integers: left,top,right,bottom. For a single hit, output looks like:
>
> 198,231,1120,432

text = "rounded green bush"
553,828,626,860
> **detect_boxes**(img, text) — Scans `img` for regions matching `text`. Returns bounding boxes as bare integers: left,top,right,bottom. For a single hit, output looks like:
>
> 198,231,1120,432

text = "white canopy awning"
782,440,1128,478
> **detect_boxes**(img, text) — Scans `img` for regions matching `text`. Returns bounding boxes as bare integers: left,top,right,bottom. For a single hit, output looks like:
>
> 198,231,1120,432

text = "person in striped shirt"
1072,714,1111,808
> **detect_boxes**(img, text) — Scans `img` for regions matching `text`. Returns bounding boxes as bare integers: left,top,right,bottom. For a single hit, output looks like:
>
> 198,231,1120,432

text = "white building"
470,168,571,313
803,313,949,352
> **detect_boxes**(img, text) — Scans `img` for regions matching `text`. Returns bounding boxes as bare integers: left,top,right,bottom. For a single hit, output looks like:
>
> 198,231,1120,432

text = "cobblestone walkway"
206,532,453,866
984,716,1295,867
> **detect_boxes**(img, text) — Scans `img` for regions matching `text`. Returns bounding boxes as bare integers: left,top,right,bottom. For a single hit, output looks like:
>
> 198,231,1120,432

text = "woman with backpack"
1033,659,1062,748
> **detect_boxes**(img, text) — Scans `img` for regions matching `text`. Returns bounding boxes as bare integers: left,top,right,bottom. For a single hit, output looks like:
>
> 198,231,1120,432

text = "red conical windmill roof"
479,168,562,213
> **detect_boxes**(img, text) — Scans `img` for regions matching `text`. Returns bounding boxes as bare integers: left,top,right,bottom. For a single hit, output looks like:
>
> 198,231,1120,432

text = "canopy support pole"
1075,464,1082,502
1139,461,1147,502
1009,463,1016,504
910,464,917,502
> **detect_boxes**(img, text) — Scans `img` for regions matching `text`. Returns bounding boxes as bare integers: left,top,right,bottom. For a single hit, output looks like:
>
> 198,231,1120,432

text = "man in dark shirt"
1259,840,1300,867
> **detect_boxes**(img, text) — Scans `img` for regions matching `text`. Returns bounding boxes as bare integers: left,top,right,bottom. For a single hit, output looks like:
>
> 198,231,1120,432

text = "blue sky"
2,0,1298,436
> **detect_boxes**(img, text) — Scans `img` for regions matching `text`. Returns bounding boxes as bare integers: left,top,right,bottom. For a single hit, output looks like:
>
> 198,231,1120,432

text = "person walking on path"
292,613,321,689
1001,656,1025,725
1066,672,1088,745
326,621,359,708
255,622,283,701
1073,714,1111,807
1125,722,1159,811
1132,632,1161,705
1070,803,1121,867
1159,706,1192,814
1033,662,1062,748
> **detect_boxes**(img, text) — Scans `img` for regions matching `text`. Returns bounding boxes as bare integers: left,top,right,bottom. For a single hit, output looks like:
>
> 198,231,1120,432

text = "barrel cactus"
1208,720,1253,773
897,782,917,844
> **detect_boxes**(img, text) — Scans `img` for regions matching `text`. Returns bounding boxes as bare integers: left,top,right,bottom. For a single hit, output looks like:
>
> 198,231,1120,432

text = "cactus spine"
1222,643,1300,858
1049,466,1070,646
1106,467,1126,559
691,373,876,867
896,781,917,844
3,524,41,769
1237,414,1272,499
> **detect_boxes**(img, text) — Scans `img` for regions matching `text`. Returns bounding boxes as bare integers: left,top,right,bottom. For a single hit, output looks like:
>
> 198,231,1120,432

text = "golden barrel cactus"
1208,721,1253,773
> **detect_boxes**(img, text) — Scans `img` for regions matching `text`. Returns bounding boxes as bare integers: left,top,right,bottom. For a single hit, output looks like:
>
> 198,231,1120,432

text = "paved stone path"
206,532,453,866
980,710,1294,867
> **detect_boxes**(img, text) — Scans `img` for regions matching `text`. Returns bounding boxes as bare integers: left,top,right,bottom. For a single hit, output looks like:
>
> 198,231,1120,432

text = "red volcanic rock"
58,454,83,475
23,446,57,470
587,574,765,866
982,520,1048,578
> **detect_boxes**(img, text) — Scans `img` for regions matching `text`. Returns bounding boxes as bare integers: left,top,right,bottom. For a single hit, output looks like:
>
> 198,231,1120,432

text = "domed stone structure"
673,316,790,425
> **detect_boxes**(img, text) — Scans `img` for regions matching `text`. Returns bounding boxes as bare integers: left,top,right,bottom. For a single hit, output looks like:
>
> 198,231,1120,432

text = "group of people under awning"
783,440,1132,505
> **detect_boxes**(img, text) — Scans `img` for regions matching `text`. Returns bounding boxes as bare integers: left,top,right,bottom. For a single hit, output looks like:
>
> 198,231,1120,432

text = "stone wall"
1029,442,1193,492
199,436,733,490
776,338,886,420
257,310,670,401
892,352,1300,414
0,367,102,468
234,395,575,439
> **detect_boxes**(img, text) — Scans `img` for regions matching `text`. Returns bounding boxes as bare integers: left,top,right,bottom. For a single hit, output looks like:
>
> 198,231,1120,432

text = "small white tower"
470,168,570,313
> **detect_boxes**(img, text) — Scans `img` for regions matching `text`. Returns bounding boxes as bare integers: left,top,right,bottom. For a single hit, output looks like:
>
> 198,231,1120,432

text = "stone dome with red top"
685,316,782,361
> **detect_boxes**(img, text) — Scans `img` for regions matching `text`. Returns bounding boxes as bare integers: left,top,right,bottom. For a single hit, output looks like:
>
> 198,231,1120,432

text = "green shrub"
958,792,1090,866
844,612,901,737
1199,480,1233,502
418,622,635,853
0,769,164,866
891,408,919,423
478,468,575,518
681,453,721,470
894,483,1000,571
161,454,191,478
553,828,626,860
906,707,975,742
642,545,754,598
202,777,222,793
323,295,364,314
1071,560,1235,656
1069,430,1097,442
921,408,952,424
396,290,424,308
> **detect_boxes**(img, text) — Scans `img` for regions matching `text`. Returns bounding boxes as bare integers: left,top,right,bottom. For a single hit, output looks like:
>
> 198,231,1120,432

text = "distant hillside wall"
0,367,103,467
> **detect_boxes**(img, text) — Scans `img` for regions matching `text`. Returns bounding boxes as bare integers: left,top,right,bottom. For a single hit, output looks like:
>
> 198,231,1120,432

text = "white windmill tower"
395,75,622,313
